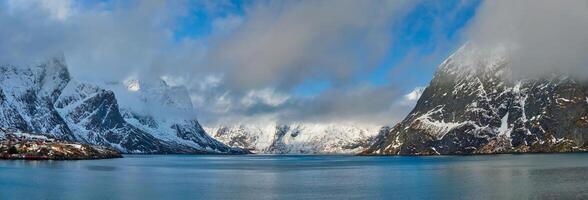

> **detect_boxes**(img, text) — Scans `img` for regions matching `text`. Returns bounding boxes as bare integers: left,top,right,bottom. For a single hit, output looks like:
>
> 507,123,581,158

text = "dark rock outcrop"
362,44,588,155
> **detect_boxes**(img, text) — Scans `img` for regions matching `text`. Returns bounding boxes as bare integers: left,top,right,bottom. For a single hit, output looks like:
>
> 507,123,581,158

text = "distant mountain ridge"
207,123,378,154
0,56,244,154
362,44,588,155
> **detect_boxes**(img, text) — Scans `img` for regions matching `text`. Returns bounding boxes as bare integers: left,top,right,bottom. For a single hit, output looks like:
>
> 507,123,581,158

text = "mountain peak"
123,79,141,92
0,57,240,154
119,78,193,111
362,43,588,156
38,54,71,97
438,42,509,78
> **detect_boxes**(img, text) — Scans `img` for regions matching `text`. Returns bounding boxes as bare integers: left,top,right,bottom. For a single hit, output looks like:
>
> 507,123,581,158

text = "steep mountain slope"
362,44,588,155
0,56,75,140
54,81,173,153
103,79,241,154
0,57,243,154
207,123,378,154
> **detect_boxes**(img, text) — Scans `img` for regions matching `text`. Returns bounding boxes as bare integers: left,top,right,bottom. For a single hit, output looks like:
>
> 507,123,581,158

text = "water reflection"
1,154,588,199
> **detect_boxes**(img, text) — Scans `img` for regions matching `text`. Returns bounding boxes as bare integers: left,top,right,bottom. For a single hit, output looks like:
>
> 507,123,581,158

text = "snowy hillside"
362,43,588,155
0,56,244,154
0,55,75,140
102,79,239,154
207,123,379,154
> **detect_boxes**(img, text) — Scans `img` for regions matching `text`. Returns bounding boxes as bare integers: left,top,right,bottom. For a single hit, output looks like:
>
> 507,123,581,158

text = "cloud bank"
190,0,420,126
0,0,201,82
466,0,588,79
7,0,583,128
205,0,409,91
0,0,423,127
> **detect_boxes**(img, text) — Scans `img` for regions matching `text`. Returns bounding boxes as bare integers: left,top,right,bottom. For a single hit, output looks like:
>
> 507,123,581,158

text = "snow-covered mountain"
207,123,379,154
102,79,240,154
0,56,76,140
362,43,588,155
0,56,244,154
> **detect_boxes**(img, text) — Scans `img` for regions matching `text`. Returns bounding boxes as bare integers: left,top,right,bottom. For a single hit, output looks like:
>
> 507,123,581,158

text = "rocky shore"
0,132,122,160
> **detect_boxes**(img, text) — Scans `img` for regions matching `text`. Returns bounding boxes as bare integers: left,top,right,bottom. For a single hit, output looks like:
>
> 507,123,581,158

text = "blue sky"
174,0,248,41
374,0,481,88
0,0,504,126
2,0,587,126
170,0,481,97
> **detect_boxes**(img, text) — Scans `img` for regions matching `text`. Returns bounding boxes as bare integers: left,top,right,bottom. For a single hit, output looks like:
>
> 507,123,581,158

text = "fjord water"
1,154,588,199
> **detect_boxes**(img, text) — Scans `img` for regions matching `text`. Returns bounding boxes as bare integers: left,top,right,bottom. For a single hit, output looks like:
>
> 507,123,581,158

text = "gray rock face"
0,56,75,140
104,79,245,154
362,44,588,155
0,57,244,154
55,82,173,153
265,125,300,154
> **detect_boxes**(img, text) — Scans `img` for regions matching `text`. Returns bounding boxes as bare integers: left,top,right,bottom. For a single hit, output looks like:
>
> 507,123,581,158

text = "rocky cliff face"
362,44,588,155
0,56,75,140
103,79,244,154
54,81,175,153
208,123,378,154
0,57,244,154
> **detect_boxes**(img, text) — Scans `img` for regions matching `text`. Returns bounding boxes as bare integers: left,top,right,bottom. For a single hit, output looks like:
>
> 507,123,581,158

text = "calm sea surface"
1,154,588,199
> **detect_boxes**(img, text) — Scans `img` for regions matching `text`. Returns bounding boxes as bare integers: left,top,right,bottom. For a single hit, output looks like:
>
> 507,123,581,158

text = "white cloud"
6,0,73,21
0,0,422,127
466,0,588,79
199,75,223,90
211,15,243,36
404,87,425,103
240,88,290,108
206,0,411,90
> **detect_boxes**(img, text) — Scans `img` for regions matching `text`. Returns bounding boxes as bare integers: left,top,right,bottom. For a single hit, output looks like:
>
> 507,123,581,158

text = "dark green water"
1,154,588,199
